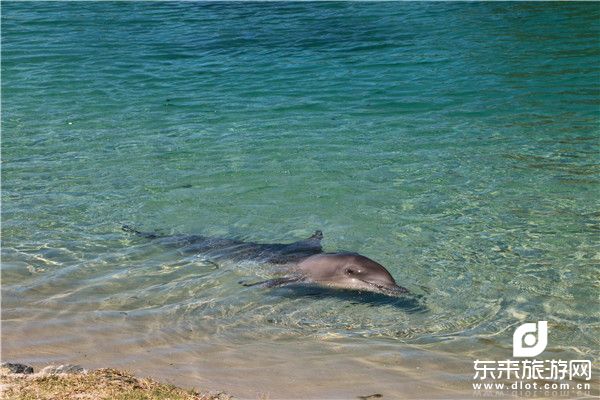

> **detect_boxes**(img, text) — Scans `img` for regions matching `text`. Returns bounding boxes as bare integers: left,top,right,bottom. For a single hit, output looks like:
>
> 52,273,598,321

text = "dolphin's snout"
361,278,410,296
379,283,410,296
392,284,410,294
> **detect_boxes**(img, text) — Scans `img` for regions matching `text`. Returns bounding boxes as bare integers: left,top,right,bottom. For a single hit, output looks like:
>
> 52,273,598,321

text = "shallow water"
2,3,599,399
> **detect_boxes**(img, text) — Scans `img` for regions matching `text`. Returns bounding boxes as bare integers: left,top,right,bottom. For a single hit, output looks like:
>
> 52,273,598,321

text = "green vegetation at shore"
0,367,231,400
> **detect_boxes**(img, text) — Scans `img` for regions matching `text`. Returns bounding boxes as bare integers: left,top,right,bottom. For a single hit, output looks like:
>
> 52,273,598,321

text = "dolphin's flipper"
240,276,304,288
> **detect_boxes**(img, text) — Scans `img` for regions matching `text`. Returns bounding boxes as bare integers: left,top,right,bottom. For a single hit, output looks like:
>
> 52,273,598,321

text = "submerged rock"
358,394,383,400
0,362,34,374
39,364,86,375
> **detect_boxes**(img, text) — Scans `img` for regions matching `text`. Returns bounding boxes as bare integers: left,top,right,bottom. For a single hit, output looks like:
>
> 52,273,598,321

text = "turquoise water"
2,2,599,398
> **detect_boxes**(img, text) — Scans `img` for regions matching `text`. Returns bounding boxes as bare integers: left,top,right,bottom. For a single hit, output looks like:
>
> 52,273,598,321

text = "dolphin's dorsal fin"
308,230,323,241
282,230,323,253
300,230,323,248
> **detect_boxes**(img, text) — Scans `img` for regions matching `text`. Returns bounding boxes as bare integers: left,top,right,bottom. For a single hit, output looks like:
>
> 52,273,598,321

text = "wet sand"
3,318,476,399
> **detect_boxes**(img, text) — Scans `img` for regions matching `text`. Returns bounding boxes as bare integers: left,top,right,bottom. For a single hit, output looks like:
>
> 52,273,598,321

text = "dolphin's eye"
345,268,355,275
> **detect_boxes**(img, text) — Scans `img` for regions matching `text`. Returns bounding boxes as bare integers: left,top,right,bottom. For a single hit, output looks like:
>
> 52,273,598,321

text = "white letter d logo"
513,321,548,357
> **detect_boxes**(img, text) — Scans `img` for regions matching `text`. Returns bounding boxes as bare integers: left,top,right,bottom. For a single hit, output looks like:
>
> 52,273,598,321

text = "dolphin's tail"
122,225,160,239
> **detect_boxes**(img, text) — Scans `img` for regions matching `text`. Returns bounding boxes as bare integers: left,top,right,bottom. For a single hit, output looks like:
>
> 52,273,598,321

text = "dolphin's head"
297,253,409,296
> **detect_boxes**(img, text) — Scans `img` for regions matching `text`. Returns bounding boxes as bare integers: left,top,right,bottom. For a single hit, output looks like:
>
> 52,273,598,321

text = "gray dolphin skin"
122,226,409,296
295,253,409,296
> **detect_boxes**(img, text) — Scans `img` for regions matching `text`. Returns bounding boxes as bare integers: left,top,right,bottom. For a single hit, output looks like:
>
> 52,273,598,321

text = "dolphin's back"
123,226,323,264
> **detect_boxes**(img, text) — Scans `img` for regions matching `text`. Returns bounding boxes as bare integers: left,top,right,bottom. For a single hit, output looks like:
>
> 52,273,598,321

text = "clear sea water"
2,2,599,399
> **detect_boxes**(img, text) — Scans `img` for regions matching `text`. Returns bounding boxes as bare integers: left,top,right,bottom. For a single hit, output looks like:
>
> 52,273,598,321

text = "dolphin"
122,226,409,296
295,252,409,296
